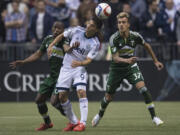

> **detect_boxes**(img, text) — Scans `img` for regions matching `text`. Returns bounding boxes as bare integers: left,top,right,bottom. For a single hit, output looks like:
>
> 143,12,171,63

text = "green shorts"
38,76,58,96
106,65,144,94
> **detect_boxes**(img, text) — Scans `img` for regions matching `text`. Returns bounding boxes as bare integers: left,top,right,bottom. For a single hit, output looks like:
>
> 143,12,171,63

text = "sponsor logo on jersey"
112,47,117,53
74,47,85,55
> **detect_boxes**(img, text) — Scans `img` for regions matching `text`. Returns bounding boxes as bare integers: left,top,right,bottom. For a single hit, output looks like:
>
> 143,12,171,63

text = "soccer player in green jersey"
92,12,164,127
10,22,66,131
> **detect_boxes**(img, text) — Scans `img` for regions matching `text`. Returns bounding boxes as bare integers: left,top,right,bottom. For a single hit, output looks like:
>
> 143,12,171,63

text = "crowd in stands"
0,0,180,46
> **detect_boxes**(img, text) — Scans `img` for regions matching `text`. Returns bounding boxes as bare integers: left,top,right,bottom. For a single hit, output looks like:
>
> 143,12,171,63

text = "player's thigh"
73,68,87,91
56,67,73,92
106,69,123,95
125,66,144,86
38,77,56,99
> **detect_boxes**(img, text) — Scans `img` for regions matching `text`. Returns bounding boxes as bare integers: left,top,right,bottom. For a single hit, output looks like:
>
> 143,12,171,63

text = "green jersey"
39,35,64,79
109,31,145,69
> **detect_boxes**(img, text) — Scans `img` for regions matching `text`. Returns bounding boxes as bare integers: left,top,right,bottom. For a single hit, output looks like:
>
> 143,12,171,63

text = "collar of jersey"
84,32,96,39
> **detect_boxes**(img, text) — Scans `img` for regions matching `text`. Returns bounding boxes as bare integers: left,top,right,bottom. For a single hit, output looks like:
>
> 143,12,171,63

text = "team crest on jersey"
131,40,135,46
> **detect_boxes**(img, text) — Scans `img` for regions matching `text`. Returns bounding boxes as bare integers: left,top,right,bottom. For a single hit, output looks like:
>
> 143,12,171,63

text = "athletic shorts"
56,67,87,93
106,64,144,94
38,76,57,96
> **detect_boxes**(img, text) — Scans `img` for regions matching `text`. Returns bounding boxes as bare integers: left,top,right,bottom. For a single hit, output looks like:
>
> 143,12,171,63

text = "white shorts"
56,67,87,93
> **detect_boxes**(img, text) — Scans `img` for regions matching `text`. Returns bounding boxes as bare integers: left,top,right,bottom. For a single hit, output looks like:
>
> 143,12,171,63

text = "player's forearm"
49,33,64,49
5,21,17,28
81,58,92,66
63,44,74,53
113,55,128,63
144,43,158,63
23,50,43,64
46,0,59,7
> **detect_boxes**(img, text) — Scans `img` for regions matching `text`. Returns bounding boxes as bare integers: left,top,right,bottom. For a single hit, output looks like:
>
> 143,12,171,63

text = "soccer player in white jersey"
48,17,103,132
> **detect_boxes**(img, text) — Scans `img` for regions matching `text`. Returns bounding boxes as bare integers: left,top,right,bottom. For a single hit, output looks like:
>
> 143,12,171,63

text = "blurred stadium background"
0,0,180,135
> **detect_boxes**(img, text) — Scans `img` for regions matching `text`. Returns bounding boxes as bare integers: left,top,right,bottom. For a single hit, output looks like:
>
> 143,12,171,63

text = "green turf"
0,102,180,135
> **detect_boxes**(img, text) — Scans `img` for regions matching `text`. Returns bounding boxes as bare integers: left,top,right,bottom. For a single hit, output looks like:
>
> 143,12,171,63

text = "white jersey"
63,26,100,69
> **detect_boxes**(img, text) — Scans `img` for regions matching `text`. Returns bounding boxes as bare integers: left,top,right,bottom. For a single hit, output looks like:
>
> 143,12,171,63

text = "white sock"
61,100,78,124
79,98,88,125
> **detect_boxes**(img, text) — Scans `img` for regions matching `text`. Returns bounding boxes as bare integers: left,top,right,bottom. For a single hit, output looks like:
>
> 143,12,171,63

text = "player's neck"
120,30,129,38
85,32,95,39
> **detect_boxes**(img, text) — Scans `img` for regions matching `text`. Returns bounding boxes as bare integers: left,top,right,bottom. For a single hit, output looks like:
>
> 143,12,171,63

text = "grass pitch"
0,102,180,135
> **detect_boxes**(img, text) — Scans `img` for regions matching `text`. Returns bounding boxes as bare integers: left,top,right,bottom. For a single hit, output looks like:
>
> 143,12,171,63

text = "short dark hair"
53,21,64,29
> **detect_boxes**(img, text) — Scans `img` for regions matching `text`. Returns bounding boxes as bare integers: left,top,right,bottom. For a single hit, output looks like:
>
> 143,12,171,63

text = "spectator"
0,0,11,42
45,0,71,28
69,17,79,27
175,8,180,46
29,0,38,28
65,0,80,18
174,0,180,10
158,0,166,11
130,0,146,18
140,0,159,42
7,0,29,15
5,1,27,43
30,0,54,43
156,0,177,42
102,0,123,41
0,16,6,42
77,0,97,26
123,3,140,31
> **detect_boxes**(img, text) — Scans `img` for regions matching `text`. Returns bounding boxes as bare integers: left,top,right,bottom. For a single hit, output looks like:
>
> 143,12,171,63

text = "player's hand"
71,41,80,49
126,57,138,64
154,61,164,70
71,60,82,68
9,60,24,69
47,47,53,59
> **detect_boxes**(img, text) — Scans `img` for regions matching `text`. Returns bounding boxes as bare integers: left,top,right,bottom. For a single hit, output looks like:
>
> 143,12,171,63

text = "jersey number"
133,73,141,80
80,74,85,80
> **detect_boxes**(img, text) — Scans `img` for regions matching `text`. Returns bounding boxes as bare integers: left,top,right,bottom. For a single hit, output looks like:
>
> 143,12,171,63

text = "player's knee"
50,95,59,107
35,96,42,104
59,93,68,103
50,99,57,107
35,93,47,104
138,86,147,94
105,93,113,102
77,90,86,98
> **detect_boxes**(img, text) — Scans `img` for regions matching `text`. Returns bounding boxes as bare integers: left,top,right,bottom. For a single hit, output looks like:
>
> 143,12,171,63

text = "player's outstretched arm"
48,33,64,57
9,50,43,69
71,57,92,68
144,42,164,70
